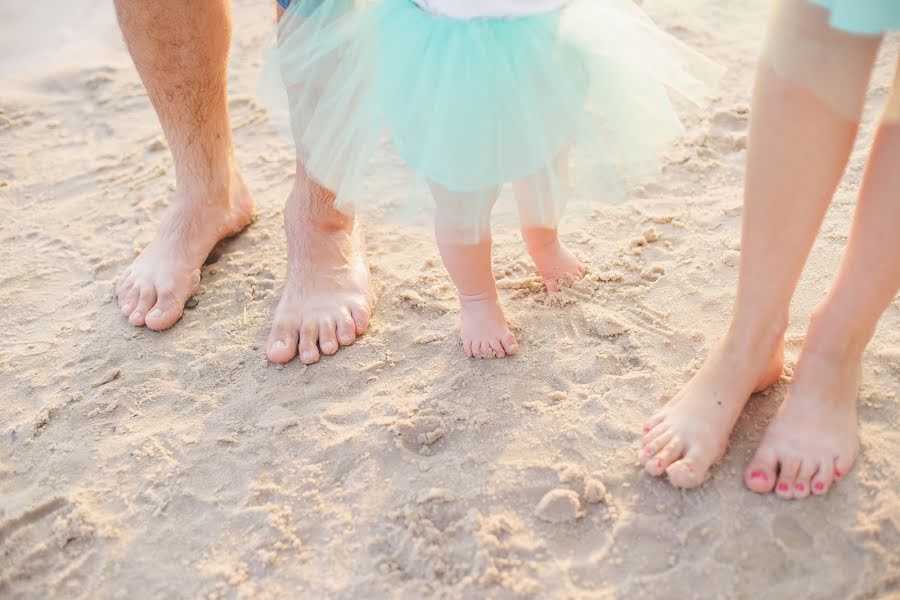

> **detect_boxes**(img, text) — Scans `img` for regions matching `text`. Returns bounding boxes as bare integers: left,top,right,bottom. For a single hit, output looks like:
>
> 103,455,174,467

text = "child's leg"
745,64,900,499
513,147,585,293
431,183,519,359
640,6,881,488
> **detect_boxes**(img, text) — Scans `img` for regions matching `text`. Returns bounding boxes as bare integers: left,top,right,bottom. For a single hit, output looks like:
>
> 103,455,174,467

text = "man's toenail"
814,482,825,491
750,470,768,481
149,308,163,318
131,311,142,320
271,340,286,351
778,483,789,492
795,483,804,492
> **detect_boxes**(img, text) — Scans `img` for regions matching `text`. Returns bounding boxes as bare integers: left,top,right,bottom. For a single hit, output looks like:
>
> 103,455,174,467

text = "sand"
1,0,898,598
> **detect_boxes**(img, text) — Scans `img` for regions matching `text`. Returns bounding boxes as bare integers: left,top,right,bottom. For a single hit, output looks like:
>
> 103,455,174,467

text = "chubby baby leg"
431,183,518,359
513,147,585,293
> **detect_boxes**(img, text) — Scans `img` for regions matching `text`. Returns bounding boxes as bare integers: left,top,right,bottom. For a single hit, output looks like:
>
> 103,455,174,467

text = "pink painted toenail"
778,483,789,492
643,426,650,433
750,470,768,481
795,483,804,492
656,459,663,468
835,470,843,478
814,482,825,491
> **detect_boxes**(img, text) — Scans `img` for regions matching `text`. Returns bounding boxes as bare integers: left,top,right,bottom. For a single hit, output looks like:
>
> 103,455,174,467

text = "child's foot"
458,291,518,359
522,228,586,293
744,340,861,500
640,331,784,488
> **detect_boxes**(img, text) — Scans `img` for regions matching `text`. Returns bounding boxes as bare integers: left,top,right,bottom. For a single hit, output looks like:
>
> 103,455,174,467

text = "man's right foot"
116,171,255,331
266,171,374,365
639,329,785,488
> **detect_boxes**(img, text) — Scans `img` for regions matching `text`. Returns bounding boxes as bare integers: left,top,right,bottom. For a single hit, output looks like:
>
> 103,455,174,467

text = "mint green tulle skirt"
811,0,900,35
261,0,721,240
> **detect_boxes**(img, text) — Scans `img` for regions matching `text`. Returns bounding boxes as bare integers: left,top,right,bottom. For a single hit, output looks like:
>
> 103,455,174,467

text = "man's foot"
457,291,519,359
116,172,254,331
744,338,861,500
521,228,586,293
266,174,374,365
640,331,785,488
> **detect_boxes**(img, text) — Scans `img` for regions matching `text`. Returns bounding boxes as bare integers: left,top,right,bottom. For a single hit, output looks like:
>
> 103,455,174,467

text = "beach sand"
1,1,898,597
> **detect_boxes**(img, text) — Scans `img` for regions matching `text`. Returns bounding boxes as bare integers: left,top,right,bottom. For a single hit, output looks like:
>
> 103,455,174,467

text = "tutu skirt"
811,0,900,35
261,0,721,241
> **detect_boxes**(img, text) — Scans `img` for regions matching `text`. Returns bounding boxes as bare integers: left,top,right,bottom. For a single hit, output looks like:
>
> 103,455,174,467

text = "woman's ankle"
803,302,874,361
725,309,787,356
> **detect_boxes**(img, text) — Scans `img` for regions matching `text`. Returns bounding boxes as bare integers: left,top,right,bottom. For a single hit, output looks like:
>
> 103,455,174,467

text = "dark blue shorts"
277,0,326,13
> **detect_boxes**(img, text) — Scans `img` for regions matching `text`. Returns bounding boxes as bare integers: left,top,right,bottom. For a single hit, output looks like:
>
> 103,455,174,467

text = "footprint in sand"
0,497,102,595
390,415,448,456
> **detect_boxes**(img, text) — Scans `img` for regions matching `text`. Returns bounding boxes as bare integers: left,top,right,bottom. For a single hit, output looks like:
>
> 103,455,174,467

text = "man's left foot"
266,171,374,365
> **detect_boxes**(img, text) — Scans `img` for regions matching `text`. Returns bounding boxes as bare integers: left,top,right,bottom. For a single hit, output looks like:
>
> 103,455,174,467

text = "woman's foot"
521,227,585,293
744,321,862,499
458,291,518,359
116,170,255,331
640,327,785,488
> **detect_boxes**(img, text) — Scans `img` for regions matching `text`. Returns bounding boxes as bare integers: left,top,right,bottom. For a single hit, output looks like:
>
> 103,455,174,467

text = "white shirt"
413,0,568,19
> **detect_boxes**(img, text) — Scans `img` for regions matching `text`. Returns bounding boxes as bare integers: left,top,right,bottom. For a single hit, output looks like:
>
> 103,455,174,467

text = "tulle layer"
260,0,721,240
811,0,900,35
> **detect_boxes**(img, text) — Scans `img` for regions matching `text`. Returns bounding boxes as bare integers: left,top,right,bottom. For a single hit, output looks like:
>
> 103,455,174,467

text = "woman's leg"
745,61,900,499
514,146,586,293
431,183,519,358
639,1,881,488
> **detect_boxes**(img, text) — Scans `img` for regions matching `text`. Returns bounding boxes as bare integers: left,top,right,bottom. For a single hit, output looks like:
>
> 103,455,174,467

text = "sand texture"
1,1,898,598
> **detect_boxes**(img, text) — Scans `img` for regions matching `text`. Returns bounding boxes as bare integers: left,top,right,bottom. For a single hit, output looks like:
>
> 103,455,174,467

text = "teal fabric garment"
811,0,900,35
261,0,721,241
377,5,585,193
